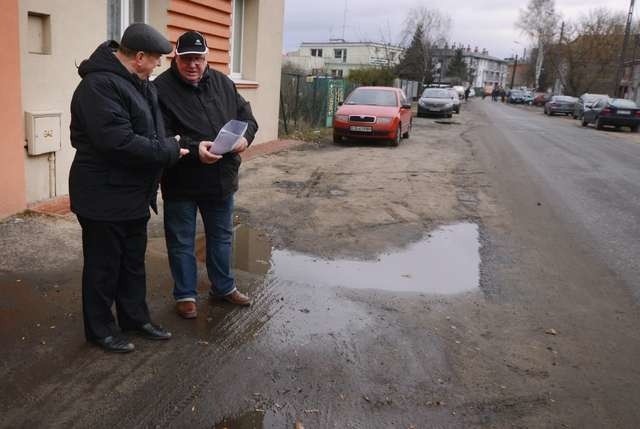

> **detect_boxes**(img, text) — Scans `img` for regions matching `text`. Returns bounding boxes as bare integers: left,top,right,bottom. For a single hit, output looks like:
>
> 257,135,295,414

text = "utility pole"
341,0,348,41
510,54,518,89
613,0,635,97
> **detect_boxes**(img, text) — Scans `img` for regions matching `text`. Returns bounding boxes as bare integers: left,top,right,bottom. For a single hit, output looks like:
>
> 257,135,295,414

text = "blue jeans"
163,196,236,302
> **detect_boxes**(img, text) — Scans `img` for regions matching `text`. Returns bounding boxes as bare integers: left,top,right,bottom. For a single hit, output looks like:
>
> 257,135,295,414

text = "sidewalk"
28,139,306,217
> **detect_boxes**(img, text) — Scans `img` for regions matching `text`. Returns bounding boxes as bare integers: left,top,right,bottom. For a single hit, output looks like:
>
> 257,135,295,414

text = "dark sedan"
508,89,525,104
581,98,640,132
544,96,578,115
417,88,455,118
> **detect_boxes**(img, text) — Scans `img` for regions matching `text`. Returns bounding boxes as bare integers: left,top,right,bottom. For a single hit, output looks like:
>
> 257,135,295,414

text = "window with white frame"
107,0,147,42
311,48,322,57
230,0,245,78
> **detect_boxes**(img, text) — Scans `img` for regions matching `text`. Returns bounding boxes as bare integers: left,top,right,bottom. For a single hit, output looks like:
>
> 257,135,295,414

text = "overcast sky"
283,0,634,59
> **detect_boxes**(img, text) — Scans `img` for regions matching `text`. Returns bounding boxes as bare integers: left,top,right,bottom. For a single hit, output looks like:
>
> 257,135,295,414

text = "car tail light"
635,111,640,117
600,108,612,116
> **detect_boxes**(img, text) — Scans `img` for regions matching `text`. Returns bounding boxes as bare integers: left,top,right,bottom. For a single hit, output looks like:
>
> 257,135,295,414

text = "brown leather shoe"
221,290,252,306
176,301,197,319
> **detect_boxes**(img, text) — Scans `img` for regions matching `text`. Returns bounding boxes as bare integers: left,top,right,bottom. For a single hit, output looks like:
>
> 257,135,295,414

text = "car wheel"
631,125,639,133
391,124,401,146
456,106,460,114
581,118,588,127
544,108,548,115
333,134,341,144
402,119,411,139
595,117,604,130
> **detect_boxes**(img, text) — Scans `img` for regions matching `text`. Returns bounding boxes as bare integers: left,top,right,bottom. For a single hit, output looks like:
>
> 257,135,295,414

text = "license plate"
350,126,372,132
427,107,442,111
618,110,630,115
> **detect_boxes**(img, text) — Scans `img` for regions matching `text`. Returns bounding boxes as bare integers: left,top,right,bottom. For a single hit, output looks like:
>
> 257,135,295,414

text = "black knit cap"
120,23,172,54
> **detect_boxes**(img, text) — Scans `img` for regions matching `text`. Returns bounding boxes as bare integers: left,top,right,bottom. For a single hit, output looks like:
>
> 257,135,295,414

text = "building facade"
286,40,404,77
431,44,507,90
0,0,284,219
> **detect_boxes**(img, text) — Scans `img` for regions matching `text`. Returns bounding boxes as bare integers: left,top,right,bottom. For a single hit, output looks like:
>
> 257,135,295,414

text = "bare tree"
516,0,561,90
547,8,625,95
397,6,451,83
400,6,451,48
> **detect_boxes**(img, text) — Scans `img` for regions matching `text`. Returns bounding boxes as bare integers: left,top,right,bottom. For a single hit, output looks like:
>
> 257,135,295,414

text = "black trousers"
77,215,151,340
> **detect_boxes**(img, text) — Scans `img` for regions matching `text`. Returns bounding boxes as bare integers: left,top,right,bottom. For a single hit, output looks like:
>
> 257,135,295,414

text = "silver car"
417,88,454,118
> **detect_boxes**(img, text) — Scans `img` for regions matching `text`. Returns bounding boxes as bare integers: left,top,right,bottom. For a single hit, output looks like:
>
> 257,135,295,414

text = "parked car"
572,93,609,119
522,91,534,105
581,98,640,132
448,88,461,114
333,86,413,146
533,92,551,106
544,95,578,115
508,89,526,104
417,88,455,118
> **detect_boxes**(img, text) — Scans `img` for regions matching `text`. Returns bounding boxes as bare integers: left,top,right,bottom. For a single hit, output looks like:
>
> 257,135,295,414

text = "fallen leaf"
545,328,558,336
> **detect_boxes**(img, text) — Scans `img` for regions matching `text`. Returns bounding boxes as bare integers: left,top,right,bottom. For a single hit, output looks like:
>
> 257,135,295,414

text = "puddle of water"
195,225,272,275
269,223,480,294
194,222,479,295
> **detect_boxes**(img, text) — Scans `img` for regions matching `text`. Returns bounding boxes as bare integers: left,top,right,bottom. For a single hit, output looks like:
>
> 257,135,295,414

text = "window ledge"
232,78,260,89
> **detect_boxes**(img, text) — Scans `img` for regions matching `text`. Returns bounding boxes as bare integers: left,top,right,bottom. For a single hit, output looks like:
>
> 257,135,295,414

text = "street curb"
28,138,308,217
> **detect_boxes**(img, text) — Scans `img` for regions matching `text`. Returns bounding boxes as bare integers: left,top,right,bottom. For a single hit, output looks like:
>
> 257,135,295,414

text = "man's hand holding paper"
199,141,222,164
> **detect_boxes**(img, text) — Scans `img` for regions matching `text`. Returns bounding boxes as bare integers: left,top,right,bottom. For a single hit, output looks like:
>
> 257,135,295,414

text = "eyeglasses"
178,55,206,65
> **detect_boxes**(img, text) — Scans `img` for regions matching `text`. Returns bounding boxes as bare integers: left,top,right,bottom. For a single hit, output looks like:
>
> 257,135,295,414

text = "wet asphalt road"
3,101,640,428
478,101,640,299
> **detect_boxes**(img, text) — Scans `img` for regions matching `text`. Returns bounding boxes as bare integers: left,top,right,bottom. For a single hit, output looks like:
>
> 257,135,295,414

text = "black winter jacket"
69,41,181,221
155,61,258,201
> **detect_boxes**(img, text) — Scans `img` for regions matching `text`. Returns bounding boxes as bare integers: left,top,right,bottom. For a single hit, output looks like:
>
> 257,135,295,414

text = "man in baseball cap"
155,30,258,319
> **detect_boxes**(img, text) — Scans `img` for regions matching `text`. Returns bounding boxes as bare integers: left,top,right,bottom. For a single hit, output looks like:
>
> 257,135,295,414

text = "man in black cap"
155,31,258,319
69,23,191,353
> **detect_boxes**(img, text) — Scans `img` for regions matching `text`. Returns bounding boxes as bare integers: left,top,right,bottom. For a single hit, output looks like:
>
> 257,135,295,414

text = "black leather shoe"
92,335,135,353
132,323,172,340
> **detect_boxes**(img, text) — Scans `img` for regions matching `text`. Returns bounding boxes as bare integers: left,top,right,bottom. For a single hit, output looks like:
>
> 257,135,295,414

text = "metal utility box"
25,111,61,155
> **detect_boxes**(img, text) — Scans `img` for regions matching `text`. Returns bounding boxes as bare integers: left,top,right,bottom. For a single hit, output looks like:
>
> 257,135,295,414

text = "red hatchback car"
333,86,413,146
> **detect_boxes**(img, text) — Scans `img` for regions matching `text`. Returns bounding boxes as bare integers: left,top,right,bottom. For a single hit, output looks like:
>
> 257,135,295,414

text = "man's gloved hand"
174,135,189,158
